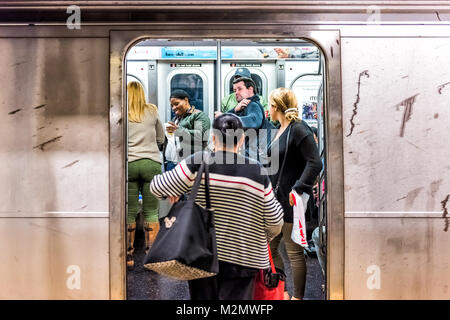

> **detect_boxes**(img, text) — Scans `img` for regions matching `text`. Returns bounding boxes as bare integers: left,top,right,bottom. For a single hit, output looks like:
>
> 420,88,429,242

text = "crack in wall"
442,195,449,232
395,94,419,138
405,139,424,151
8,108,22,115
8,103,46,115
62,160,80,169
437,82,450,95
346,70,369,137
33,135,63,151
11,61,28,67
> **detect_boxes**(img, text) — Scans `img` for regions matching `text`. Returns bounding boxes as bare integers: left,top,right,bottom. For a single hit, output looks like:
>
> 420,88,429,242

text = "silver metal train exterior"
0,1,449,300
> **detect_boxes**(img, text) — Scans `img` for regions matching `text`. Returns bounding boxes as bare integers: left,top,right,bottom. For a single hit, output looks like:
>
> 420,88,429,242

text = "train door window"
290,74,322,127
169,73,204,119
227,72,263,96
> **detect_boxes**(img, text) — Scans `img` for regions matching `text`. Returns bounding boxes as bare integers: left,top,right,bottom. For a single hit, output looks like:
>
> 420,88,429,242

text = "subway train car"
0,1,449,300
125,40,322,131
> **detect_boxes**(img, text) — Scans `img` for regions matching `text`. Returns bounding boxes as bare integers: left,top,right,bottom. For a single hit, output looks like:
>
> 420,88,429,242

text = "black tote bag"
143,161,218,280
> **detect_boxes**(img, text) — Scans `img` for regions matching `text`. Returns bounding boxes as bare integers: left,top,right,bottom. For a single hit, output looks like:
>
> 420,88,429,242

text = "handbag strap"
274,122,293,196
187,159,212,210
267,244,276,274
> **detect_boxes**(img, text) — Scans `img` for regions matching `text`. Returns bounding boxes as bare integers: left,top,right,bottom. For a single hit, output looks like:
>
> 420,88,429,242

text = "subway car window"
228,73,263,96
290,74,322,129
170,73,204,111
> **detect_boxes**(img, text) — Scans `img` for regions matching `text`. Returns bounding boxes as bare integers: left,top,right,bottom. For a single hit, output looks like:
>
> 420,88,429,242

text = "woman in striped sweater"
150,113,284,300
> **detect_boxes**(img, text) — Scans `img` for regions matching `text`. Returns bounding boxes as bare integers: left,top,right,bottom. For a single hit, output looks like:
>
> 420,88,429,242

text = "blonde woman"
127,81,165,269
266,87,323,300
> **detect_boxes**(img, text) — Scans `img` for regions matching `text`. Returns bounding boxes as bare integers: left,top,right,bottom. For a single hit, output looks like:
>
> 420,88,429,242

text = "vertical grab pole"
216,40,222,112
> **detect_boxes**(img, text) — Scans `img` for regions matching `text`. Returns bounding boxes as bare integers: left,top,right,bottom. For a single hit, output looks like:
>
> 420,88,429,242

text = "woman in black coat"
266,87,323,300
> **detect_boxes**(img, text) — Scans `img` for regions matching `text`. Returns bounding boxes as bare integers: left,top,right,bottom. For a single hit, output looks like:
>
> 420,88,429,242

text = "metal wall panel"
3,21,447,300
0,38,109,217
0,37,110,298
345,218,450,299
341,37,450,299
342,37,450,214
1,1,450,24
0,218,110,299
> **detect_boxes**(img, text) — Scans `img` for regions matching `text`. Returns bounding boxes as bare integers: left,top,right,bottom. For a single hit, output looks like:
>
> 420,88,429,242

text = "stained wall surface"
0,38,110,299
341,36,450,299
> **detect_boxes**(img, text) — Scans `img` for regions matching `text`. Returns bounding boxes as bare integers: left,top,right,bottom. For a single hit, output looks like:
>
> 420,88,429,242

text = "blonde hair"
127,81,157,123
269,87,300,122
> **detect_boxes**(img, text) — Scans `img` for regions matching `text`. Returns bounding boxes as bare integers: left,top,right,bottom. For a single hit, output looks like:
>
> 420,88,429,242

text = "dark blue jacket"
228,95,264,129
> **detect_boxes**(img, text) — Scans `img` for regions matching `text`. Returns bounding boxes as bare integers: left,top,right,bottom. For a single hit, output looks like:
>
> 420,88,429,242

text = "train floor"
127,227,326,300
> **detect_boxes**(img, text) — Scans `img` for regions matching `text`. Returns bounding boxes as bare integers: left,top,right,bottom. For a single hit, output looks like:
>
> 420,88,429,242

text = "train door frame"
126,60,150,100
126,74,146,97
109,27,344,300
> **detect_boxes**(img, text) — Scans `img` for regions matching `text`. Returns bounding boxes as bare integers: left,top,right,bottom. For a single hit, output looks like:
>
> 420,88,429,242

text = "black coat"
267,120,323,223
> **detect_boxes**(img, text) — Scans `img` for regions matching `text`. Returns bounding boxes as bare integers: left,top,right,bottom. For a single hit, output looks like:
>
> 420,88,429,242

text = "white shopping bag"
291,190,310,247
164,133,179,164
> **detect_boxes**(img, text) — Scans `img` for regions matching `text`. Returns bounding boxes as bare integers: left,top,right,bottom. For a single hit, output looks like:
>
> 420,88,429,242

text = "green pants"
128,158,161,224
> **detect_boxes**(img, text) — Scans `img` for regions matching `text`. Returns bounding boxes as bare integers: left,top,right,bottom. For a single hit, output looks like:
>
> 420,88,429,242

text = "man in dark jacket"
216,77,264,161
220,67,268,113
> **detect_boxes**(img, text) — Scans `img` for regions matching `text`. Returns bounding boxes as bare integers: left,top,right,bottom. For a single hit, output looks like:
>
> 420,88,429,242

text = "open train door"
110,29,344,300
289,52,327,292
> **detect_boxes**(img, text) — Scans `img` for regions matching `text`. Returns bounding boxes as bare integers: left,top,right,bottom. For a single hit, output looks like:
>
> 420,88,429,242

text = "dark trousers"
188,261,258,300
270,222,307,299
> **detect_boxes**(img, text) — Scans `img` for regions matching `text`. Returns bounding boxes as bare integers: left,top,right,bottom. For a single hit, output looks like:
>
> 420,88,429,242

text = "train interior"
124,39,328,299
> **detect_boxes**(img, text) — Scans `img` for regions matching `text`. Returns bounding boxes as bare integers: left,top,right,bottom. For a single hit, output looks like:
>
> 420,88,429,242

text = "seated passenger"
150,113,284,300
164,89,211,171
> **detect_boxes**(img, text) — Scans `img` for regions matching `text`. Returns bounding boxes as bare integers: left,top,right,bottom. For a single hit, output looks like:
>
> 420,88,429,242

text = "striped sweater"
150,151,284,270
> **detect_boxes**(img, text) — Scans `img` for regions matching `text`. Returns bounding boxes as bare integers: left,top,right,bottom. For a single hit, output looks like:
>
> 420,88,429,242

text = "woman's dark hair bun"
224,119,237,130
213,113,244,146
